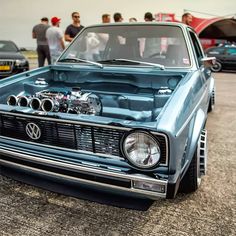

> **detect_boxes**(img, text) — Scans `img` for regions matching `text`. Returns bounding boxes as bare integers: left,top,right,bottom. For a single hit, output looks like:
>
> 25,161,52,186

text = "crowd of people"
32,11,84,66
32,11,193,67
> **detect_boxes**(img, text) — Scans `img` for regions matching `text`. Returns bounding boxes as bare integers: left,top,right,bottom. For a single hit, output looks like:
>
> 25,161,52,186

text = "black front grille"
0,113,167,164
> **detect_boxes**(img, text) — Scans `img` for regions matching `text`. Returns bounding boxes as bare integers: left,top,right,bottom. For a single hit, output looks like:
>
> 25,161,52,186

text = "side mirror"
19,47,27,51
201,57,216,68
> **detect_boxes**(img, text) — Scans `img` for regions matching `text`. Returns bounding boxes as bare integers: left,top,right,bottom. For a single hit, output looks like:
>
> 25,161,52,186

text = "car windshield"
0,41,18,52
59,24,190,68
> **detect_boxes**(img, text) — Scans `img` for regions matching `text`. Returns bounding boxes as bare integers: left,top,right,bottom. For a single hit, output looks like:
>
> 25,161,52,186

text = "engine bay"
0,69,184,122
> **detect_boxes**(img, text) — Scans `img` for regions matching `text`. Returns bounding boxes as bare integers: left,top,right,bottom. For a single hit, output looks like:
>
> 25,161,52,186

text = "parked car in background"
0,40,29,78
205,43,236,72
0,23,215,203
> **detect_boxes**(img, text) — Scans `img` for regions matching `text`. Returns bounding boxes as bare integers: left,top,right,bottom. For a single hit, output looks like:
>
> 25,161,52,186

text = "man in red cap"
46,17,65,63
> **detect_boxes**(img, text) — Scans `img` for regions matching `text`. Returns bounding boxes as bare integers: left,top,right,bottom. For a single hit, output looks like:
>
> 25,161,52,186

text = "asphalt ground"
0,67,235,235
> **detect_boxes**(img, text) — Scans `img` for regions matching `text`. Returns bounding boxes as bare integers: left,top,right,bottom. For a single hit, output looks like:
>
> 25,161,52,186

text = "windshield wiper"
58,57,103,68
98,58,165,70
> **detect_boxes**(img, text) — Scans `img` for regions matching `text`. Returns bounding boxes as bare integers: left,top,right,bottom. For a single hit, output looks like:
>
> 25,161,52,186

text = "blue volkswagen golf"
0,22,215,202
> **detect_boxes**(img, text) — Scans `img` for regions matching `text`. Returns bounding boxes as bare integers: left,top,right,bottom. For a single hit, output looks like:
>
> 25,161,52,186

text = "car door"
188,30,210,79
224,47,236,69
188,29,210,108
207,47,225,63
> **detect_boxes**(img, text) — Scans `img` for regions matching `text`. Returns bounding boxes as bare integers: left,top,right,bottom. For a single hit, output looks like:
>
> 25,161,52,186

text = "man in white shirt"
46,17,65,63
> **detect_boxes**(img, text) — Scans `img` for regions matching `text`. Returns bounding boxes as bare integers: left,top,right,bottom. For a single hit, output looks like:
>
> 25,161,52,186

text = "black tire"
208,88,215,112
211,61,222,72
179,130,207,193
179,148,200,193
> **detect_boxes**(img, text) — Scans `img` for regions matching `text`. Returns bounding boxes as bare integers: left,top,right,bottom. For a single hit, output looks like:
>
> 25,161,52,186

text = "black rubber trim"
0,164,153,211
166,177,180,199
0,154,131,188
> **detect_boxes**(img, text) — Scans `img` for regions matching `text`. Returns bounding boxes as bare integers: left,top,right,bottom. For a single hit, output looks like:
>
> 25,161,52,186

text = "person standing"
64,12,84,42
113,13,123,22
144,12,154,22
102,14,111,23
32,17,51,67
142,12,161,57
129,17,137,22
46,17,65,64
182,13,193,26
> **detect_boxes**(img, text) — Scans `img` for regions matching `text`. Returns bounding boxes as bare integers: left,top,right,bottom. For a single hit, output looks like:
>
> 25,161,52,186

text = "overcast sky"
1,0,236,48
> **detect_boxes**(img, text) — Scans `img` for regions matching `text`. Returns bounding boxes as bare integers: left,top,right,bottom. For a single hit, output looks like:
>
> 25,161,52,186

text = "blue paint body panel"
0,22,215,201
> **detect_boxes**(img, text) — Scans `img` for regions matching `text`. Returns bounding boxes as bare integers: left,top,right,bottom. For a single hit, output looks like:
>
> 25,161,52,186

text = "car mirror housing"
201,57,216,68
19,47,27,51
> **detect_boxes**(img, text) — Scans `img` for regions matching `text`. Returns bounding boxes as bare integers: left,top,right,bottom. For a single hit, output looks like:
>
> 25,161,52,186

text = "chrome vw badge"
25,122,41,140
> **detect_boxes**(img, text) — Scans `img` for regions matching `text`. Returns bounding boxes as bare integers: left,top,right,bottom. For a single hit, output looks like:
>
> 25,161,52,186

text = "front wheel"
179,130,208,193
211,61,222,72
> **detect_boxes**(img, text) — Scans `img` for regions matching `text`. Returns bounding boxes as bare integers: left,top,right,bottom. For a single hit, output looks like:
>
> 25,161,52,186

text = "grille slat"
0,114,167,165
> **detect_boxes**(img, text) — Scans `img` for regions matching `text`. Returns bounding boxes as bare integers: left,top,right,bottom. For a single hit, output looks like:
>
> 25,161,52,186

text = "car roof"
84,22,193,31
213,44,236,49
0,40,14,43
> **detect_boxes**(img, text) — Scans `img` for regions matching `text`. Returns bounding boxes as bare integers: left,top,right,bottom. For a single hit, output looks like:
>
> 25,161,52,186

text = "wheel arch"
181,108,206,179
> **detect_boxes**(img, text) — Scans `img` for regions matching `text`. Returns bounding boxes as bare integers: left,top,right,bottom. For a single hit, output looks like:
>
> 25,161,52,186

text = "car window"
226,48,236,55
59,25,190,68
207,47,225,55
188,31,204,66
0,41,18,52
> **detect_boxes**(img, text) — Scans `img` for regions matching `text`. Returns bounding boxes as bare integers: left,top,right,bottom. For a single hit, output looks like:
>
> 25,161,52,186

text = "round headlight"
123,131,161,169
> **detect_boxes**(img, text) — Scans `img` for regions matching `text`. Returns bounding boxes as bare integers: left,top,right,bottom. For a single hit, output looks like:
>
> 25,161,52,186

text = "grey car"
0,40,29,78
205,44,236,72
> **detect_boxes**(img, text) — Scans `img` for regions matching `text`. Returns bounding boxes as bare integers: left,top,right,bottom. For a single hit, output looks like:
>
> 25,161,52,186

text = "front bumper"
0,62,29,78
0,145,168,200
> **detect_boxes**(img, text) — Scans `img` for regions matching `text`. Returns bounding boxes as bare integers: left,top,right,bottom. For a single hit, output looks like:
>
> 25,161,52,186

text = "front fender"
182,108,206,178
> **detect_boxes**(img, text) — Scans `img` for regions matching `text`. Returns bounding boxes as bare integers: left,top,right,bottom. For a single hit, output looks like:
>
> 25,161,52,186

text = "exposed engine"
7,88,102,115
